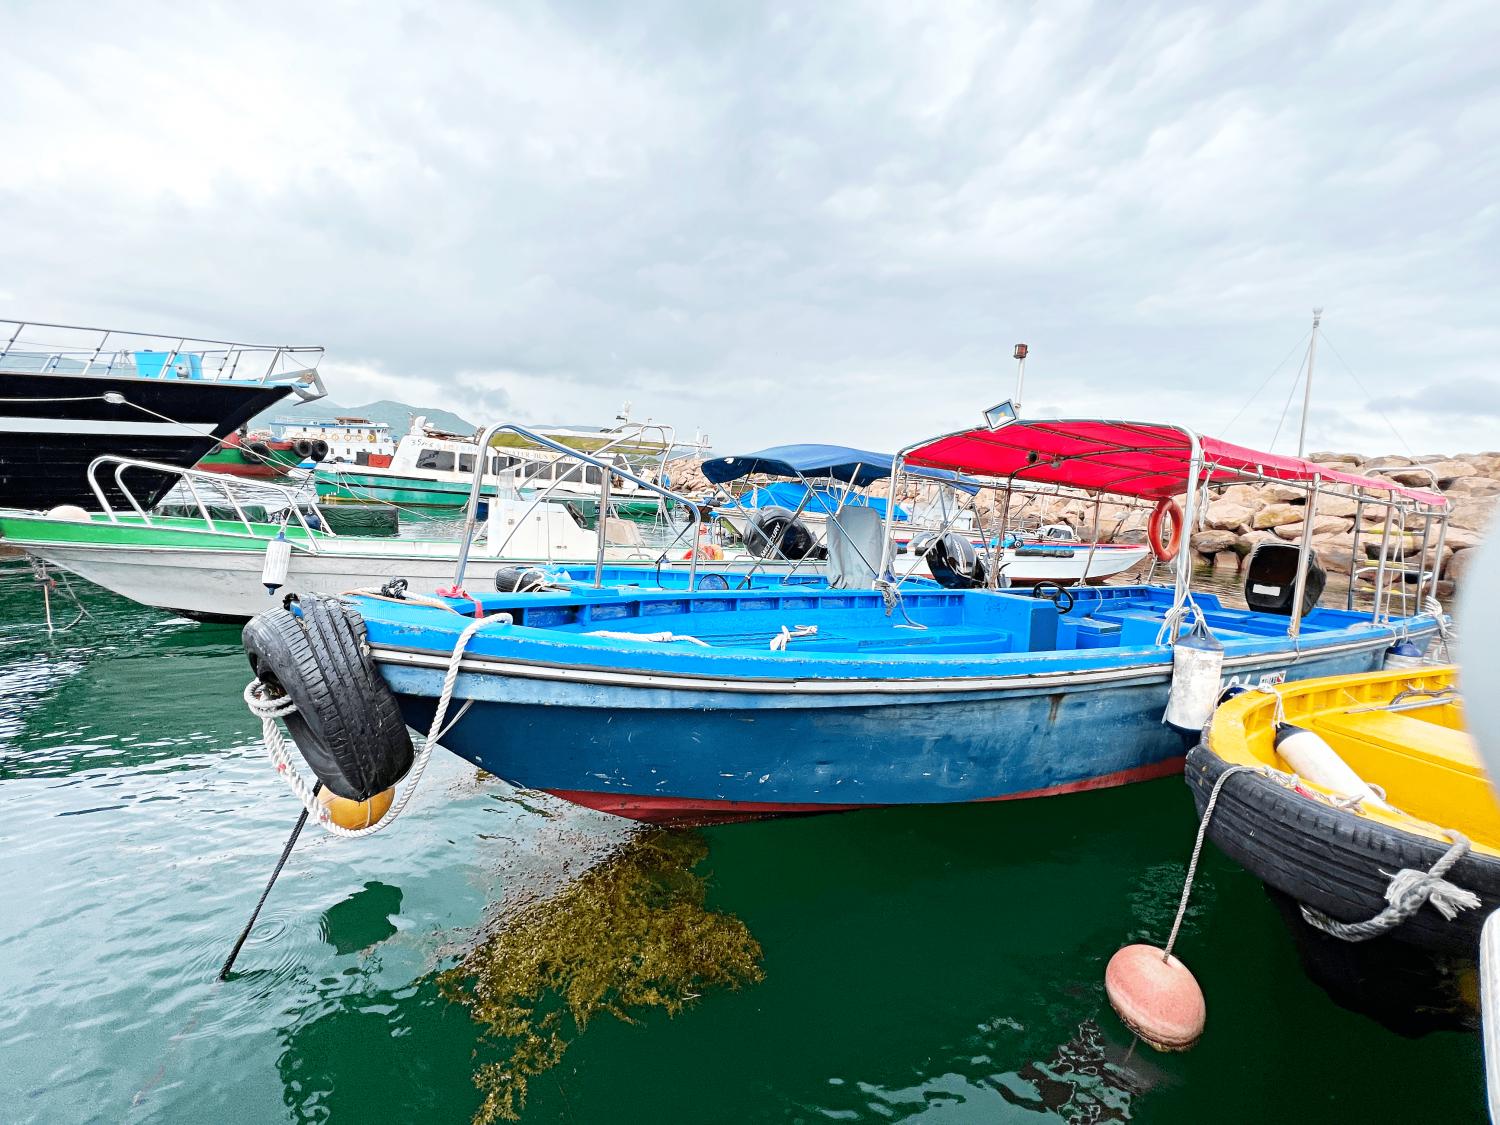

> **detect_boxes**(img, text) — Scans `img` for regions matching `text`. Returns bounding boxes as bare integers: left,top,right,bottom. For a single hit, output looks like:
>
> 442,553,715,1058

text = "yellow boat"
1185,665,1500,1032
1188,665,1500,959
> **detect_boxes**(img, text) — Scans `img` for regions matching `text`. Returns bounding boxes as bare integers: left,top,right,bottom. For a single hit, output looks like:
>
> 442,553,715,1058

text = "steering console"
1030,581,1076,615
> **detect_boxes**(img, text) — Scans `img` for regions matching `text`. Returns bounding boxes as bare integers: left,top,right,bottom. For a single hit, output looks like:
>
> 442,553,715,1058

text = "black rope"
217,783,319,981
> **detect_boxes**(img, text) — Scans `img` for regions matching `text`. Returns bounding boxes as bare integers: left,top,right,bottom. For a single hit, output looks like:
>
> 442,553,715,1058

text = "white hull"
15,539,930,620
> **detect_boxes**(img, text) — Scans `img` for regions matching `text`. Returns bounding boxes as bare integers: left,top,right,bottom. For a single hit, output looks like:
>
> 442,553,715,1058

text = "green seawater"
0,563,1482,1123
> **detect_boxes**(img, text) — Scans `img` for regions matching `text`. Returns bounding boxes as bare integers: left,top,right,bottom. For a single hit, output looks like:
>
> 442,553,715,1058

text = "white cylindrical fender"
1164,629,1225,730
262,531,291,593
1274,724,1395,812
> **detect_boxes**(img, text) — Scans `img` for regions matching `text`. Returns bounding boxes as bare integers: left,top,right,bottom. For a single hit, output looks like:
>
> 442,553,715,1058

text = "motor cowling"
495,565,557,593
242,594,414,801
743,506,818,560
919,531,988,589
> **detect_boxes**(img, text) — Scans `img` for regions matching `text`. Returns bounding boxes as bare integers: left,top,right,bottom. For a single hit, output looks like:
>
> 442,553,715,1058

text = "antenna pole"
1296,309,1321,458
1013,344,1029,413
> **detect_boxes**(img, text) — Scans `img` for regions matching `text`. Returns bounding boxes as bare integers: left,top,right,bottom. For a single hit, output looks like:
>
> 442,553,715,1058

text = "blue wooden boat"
242,416,1452,826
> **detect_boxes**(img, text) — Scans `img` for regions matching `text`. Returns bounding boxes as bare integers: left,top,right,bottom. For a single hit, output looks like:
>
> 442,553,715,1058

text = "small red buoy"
1105,944,1206,1051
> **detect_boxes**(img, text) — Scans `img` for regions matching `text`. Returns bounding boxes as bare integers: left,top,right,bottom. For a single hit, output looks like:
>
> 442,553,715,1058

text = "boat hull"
0,513,928,620
380,633,1409,825
0,371,292,510
1186,742,1499,956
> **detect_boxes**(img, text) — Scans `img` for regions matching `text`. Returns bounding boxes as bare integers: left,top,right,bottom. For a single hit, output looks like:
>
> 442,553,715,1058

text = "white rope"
244,612,509,838
1163,764,1260,958
1425,595,1455,662
1301,831,1481,940
1155,592,1213,648
770,624,818,651
584,630,710,646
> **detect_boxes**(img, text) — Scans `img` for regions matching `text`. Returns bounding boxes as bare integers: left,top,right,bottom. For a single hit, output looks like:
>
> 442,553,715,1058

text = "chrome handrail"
0,318,327,399
452,423,702,591
84,455,331,548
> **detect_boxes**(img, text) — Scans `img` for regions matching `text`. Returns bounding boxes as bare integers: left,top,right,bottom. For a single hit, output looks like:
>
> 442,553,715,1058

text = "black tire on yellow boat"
1185,743,1500,957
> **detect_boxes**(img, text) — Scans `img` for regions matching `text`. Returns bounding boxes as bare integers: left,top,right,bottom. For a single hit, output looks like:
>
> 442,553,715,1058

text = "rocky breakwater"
1185,452,1497,596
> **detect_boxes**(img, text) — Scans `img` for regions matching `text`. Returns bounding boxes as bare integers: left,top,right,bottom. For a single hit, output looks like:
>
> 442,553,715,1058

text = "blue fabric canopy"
720,481,910,522
702,443,979,491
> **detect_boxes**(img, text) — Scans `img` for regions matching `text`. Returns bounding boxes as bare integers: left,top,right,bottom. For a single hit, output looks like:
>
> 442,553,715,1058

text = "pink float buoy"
1105,943,1206,1051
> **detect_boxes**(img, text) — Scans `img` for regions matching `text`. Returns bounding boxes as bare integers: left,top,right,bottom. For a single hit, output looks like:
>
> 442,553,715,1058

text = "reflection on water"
442,829,763,1123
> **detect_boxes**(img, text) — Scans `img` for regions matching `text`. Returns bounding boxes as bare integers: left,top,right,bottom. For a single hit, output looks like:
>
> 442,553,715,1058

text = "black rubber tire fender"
1186,744,1500,954
310,439,330,462
243,594,413,800
293,438,314,459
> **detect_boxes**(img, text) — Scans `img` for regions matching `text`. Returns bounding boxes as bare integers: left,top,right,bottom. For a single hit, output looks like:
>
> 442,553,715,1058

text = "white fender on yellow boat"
1274,724,1395,813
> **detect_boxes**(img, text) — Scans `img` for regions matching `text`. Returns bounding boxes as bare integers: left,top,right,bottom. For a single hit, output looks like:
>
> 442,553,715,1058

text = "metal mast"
1013,343,1029,413
1296,309,1322,458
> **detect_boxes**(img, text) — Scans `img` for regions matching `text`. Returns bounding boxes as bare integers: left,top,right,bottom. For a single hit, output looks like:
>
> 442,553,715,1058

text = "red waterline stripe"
544,756,1187,826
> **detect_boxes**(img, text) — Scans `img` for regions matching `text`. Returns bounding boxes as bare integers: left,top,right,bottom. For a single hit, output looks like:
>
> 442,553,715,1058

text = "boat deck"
367,582,1404,671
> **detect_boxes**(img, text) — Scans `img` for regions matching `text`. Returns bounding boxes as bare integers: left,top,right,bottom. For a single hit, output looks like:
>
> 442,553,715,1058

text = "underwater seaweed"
442,829,764,1123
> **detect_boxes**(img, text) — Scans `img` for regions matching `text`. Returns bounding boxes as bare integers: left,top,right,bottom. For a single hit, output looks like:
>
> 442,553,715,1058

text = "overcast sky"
4,0,1496,456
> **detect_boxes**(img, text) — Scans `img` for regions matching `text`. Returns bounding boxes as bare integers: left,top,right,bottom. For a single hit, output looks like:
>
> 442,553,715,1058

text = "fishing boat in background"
704,444,1152,586
269,416,395,466
239,414,1450,827
195,430,325,479
313,409,705,521
1186,665,1492,1032
0,318,325,510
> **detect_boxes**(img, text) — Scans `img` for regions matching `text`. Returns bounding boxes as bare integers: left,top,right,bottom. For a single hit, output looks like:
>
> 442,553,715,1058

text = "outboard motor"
494,565,557,593
1244,540,1326,617
743,506,818,560
919,531,989,589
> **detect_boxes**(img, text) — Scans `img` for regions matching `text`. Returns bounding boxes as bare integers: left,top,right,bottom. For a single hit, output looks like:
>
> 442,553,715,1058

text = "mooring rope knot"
1300,830,1482,940
244,611,502,838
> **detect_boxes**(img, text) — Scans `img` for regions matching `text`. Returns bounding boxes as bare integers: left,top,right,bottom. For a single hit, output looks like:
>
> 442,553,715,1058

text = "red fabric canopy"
903,420,1447,507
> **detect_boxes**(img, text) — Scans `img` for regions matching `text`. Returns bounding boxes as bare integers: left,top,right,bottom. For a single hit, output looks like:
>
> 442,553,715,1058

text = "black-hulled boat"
0,319,325,510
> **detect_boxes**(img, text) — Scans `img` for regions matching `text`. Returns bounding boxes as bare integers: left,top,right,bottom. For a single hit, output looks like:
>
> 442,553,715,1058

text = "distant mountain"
251,397,478,437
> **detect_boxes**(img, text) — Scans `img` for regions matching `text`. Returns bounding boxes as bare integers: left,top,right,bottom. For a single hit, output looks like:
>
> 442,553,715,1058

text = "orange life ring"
682,544,723,561
1148,498,1183,562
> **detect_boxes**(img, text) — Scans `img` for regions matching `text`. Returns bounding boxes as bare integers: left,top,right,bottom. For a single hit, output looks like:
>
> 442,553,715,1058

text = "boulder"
1257,484,1304,504
1311,533,1359,574
1274,515,1352,541
1310,494,1360,518
1253,503,1307,529
1309,451,1366,465
1446,547,1479,584
1238,529,1283,552
1437,525,1483,551
1424,460,1478,486
1455,452,1500,477
1190,529,1241,556
1218,484,1264,507
1448,496,1497,532
1362,455,1414,471
1204,498,1256,531
1385,467,1445,488
1212,550,1240,571
1444,476,1500,498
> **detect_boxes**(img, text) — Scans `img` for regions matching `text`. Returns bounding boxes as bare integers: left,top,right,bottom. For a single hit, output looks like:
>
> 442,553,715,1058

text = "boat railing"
889,419,1451,635
0,318,327,399
452,423,703,590
85,455,331,547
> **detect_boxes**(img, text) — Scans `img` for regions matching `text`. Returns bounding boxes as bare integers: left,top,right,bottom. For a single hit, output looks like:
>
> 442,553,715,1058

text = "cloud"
2,0,1497,458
